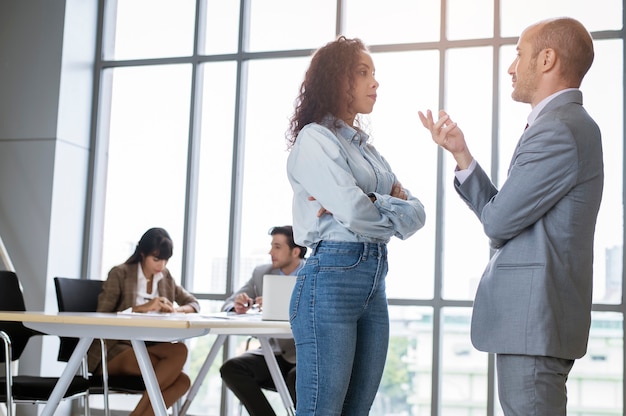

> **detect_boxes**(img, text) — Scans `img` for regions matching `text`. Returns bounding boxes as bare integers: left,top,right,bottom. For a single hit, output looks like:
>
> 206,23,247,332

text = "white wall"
0,0,98,414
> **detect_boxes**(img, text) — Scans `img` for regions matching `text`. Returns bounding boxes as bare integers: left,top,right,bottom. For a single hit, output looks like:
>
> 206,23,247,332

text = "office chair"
54,277,145,416
0,270,91,416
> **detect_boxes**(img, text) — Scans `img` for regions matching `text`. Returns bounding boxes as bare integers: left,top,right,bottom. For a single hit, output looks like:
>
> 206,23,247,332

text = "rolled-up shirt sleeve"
370,190,426,240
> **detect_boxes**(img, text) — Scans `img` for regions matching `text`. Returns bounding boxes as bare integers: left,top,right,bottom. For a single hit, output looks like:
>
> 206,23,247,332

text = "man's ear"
292,247,301,258
540,48,557,72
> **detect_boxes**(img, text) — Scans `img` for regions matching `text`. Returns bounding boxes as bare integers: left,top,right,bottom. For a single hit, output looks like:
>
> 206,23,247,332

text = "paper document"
194,311,262,320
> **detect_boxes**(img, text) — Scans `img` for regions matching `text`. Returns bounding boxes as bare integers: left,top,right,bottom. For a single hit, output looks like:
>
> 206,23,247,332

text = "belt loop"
311,241,321,256
362,242,369,260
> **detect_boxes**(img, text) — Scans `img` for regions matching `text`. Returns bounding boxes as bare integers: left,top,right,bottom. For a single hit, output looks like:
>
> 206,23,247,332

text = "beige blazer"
87,262,199,372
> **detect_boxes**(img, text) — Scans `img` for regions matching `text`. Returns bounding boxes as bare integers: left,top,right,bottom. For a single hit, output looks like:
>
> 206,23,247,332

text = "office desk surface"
0,311,293,416
0,311,292,339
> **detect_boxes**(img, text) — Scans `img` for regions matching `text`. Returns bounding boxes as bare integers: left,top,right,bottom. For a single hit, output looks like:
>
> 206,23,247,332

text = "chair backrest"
54,277,104,362
0,271,40,362
54,277,103,313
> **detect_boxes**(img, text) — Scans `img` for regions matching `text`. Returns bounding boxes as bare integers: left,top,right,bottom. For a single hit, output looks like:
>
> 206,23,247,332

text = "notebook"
261,274,297,321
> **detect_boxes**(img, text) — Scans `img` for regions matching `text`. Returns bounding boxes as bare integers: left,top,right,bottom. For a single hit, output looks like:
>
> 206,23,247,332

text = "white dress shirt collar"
527,88,578,127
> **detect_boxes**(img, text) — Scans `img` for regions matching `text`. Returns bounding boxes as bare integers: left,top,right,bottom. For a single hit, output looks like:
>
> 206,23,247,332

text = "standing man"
220,225,306,416
419,17,603,415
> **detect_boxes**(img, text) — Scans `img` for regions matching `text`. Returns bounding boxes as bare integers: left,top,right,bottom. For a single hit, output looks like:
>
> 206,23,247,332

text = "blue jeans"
290,241,389,415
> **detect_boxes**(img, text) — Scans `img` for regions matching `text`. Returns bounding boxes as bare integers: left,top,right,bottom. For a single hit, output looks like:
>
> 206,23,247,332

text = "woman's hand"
308,196,332,217
133,297,175,313
390,183,407,200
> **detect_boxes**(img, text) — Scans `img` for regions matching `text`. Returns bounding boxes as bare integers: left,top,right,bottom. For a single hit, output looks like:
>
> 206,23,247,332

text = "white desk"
0,311,294,416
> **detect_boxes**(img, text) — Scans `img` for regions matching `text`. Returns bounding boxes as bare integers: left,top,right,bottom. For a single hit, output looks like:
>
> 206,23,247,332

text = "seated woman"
87,227,200,416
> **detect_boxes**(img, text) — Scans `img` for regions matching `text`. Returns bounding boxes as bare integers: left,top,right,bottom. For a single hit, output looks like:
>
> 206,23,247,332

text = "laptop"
261,274,297,321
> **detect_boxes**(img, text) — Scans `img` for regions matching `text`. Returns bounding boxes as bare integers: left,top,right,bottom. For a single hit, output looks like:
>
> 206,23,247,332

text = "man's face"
508,25,540,105
268,234,298,271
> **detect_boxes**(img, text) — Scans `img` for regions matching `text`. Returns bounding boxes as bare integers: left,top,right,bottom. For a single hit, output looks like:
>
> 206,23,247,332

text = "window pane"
191,62,238,294
583,39,624,304
373,306,433,415
443,47,493,300
104,0,195,60
203,1,241,55
447,0,493,40
567,312,623,413
344,0,441,44
370,50,440,300
100,65,192,281
239,57,309,287
247,0,336,52
441,308,488,415
501,0,623,37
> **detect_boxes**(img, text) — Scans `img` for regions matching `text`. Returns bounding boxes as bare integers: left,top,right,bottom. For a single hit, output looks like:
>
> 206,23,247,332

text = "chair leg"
84,392,91,416
0,331,14,416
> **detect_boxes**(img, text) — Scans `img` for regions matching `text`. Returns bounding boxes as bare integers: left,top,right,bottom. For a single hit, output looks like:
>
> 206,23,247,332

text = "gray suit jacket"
458,90,603,359
222,263,298,363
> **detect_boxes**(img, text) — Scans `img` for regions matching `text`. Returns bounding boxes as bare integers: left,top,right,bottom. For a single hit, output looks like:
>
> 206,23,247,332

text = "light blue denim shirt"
287,116,426,247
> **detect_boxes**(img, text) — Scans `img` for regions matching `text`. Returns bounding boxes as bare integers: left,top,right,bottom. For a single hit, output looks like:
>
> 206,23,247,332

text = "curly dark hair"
286,36,368,149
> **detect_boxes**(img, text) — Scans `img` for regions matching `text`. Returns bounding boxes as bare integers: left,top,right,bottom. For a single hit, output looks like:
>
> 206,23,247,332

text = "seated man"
220,225,306,416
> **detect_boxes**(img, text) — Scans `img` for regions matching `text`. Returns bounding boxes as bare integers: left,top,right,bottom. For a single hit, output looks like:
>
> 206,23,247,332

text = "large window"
89,1,625,415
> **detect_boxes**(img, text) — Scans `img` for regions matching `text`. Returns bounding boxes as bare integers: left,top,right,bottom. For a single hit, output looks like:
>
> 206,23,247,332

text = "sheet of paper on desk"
195,311,262,320
117,308,184,317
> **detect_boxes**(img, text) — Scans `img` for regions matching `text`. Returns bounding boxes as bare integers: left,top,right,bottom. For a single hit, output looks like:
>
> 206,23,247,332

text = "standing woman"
286,37,426,415
87,227,200,416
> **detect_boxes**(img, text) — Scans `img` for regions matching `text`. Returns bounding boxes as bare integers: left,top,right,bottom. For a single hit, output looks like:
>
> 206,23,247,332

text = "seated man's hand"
234,293,254,314
254,296,263,311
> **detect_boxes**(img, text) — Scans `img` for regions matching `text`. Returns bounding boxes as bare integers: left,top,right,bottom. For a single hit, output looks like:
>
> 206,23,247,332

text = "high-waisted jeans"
289,241,389,415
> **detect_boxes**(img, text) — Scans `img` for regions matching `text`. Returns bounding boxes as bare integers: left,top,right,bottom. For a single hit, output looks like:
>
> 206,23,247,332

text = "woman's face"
141,253,168,278
341,50,379,125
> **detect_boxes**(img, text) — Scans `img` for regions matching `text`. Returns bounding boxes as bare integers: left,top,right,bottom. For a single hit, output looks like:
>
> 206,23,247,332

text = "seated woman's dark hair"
125,227,173,264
